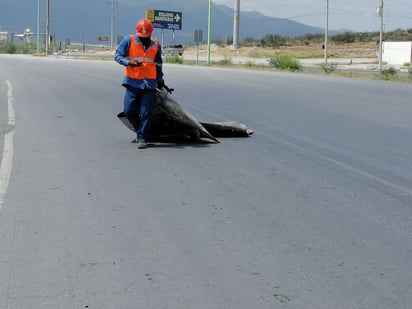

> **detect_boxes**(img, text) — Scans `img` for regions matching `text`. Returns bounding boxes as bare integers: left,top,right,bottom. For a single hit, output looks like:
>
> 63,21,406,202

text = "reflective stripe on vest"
125,35,158,80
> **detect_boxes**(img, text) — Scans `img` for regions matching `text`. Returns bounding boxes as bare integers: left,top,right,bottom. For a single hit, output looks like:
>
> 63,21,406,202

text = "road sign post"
146,9,182,45
193,29,203,64
145,9,182,31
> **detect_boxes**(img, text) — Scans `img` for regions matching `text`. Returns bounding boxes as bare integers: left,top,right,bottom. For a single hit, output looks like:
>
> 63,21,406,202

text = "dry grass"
185,42,377,59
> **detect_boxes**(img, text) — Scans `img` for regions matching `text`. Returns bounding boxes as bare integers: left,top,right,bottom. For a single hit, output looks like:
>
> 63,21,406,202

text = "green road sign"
146,9,182,30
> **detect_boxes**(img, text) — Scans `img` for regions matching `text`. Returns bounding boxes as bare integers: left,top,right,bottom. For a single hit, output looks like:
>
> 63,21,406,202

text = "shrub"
212,56,232,66
0,42,16,54
331,31,356,43
268,54,301,71
0,42,37,54
163,54,183,64
261,34,286,48
319,63,338,74
380,67,397,80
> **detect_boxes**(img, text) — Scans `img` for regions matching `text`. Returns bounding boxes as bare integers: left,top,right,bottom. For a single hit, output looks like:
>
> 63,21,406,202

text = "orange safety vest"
125,35,158,80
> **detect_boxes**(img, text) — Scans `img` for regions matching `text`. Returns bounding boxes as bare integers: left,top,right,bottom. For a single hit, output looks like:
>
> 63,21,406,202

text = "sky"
213,0,412,31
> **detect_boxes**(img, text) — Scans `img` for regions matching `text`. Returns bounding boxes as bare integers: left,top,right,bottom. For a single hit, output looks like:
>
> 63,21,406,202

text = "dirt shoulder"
184,42,377,59
182,42,412,73
182,42,384,71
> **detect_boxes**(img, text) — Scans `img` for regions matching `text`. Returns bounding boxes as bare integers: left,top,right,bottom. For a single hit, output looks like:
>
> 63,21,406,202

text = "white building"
382,41,412,65
0,31,9,42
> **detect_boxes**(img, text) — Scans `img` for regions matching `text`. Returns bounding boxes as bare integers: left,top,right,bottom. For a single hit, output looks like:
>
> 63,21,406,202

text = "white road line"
261,131,412,197
0,80,15,211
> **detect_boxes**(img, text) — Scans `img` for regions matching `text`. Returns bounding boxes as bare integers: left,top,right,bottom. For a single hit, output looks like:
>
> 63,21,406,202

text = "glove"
128,60,142,67
158,81,174,94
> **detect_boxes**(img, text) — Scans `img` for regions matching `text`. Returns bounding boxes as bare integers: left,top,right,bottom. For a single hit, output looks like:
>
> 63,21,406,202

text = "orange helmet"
136,18,154,38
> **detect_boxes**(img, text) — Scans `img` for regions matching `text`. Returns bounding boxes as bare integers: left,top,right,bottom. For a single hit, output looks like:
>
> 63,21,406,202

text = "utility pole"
207,0,212,64
232,0,240,49
45,0,50,54
377,0,384,70
37,0,40,53
324,0,329,64
110,0,117,50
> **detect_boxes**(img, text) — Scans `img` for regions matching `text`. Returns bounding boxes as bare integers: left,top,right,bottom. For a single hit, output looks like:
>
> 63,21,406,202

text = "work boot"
137,140,148,149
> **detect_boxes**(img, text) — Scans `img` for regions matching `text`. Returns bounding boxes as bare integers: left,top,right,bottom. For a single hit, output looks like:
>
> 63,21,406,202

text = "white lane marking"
0,80,15,211
261,132,412,197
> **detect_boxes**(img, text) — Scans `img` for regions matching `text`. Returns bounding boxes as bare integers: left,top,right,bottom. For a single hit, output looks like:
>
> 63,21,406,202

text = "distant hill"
1,0,330,45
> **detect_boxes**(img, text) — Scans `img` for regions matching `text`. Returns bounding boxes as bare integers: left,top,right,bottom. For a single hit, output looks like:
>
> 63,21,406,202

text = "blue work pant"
123,87,156,141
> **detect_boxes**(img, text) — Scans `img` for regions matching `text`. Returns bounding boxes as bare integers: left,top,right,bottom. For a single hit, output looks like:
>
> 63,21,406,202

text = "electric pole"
207,0,212,64
110,0,117,50
37,0,40,53
378,0,384,70
45,0,50,54
324,0,329,64
232,0,240,49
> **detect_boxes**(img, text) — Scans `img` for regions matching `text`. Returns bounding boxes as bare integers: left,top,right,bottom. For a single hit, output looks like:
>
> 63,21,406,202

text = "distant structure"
382,41,412,65
0,31,9,42
13,28,35,41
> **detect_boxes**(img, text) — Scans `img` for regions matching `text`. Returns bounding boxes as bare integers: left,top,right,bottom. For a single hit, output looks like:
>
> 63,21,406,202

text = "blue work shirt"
114,35,164,90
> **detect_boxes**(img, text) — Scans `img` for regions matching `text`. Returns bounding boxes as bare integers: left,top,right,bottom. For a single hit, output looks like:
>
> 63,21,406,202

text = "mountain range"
1,0,332,45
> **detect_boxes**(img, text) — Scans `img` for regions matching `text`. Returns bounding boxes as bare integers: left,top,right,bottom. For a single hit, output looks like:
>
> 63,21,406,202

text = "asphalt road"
0,54,411,309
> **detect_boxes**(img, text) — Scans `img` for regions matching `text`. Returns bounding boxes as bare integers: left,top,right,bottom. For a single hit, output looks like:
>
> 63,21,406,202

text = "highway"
0,54,411,308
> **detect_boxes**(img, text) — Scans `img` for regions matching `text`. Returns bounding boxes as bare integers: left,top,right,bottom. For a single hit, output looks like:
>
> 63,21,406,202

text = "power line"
285,11,324,20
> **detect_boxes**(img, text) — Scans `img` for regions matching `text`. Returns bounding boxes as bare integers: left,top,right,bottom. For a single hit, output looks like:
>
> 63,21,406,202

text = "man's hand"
157,81,164,90
128,60,142,67
158,81,174,94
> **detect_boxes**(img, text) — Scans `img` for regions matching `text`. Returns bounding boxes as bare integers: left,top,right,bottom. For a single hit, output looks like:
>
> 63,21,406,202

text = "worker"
115,18,166,149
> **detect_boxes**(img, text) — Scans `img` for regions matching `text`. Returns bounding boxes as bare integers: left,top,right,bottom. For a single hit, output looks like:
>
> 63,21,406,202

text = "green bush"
211,56,232,66
405,63,412,79
0,42,16,54
163,54,183,64
261,34,286,48
319,63,338,74
380,67,397,80
331,31,356,43
268,54,301,71
0,42,37,54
